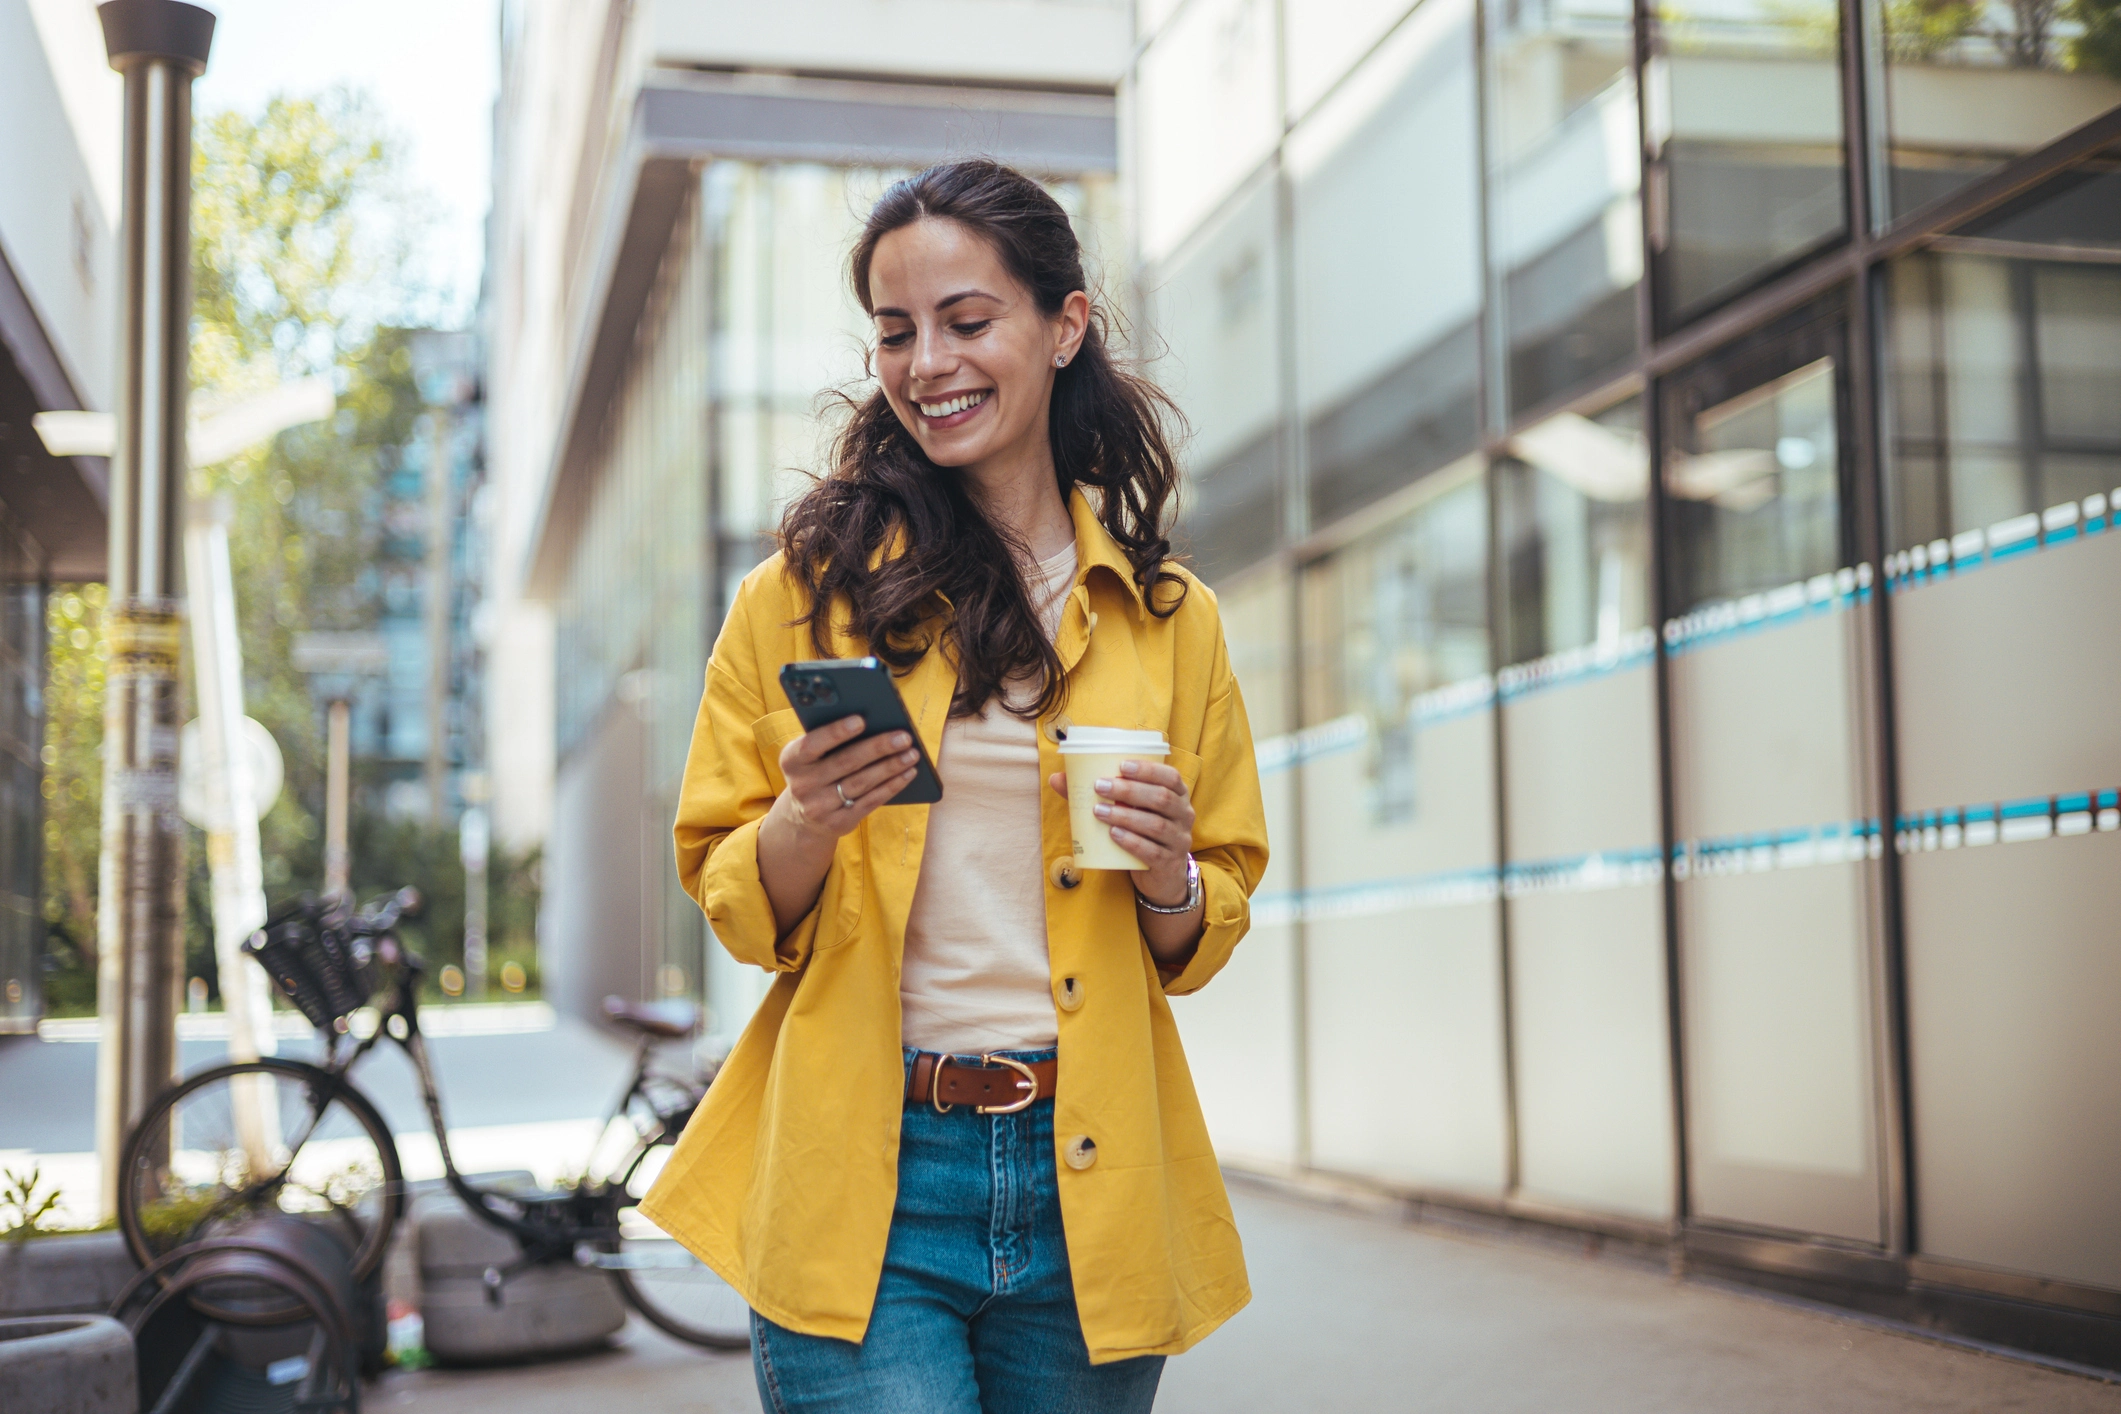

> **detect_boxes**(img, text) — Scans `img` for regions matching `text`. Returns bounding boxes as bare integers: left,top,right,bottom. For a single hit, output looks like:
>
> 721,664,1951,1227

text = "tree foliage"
40,92,536,1013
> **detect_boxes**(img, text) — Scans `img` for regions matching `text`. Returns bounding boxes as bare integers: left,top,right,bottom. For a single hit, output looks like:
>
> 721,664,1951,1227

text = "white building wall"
0,0,120,408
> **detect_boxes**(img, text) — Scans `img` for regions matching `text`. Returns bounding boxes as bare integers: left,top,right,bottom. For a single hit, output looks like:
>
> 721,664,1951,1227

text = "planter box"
0,1314,137,1414
0,1232,138,1318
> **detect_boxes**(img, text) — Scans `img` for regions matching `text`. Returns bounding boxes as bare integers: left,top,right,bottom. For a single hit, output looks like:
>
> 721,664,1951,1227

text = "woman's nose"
910,327,954,381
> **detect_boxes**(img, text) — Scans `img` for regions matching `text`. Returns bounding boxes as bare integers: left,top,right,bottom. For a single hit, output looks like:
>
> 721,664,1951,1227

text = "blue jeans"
750,1048,1165,1414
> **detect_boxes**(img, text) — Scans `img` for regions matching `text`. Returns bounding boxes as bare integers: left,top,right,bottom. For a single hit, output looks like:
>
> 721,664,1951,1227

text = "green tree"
41,91,534,1013
2066,0,2121,75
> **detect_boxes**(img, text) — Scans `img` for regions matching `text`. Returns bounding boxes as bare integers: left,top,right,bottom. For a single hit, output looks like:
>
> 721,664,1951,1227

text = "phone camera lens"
793,689,814,706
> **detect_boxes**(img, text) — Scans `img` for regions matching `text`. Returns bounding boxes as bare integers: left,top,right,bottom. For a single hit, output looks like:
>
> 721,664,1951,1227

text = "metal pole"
324,699,351,897
93,0,214,1218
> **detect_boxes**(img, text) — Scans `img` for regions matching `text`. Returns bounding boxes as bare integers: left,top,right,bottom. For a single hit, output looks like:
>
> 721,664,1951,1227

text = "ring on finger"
834,782,855,810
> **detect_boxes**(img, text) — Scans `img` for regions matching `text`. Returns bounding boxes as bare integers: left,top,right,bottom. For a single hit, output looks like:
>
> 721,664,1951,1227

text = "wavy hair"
779,160,1187,720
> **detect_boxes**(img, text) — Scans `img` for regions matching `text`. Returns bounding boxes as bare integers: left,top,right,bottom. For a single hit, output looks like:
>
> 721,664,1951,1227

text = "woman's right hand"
774,715,923,843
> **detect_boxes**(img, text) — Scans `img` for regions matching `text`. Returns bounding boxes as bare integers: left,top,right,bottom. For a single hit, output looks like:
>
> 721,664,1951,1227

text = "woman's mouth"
915,390,990,428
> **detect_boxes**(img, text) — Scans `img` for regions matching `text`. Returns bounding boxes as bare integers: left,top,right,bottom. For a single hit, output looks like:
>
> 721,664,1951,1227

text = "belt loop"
908,1051,937,1107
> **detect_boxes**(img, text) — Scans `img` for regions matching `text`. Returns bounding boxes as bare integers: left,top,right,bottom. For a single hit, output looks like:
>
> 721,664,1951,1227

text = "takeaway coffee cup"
1057,727,1171,870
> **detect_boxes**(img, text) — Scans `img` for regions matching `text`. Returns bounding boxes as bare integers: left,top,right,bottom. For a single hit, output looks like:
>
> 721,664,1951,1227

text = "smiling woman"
642,161,1271,1414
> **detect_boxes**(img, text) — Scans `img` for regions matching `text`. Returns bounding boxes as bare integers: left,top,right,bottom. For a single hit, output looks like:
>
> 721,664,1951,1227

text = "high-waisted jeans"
749,1048,1165,1414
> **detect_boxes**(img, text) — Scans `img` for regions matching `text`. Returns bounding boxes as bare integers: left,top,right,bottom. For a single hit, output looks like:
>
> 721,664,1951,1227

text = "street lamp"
91,0,214,1219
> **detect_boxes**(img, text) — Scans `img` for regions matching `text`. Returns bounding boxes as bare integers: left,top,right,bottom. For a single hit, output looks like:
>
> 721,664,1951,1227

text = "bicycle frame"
295,943,699,1265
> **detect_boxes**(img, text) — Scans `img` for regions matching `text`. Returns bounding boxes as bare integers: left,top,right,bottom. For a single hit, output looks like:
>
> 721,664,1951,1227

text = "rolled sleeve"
1160,637,1270,996
673,595,823,975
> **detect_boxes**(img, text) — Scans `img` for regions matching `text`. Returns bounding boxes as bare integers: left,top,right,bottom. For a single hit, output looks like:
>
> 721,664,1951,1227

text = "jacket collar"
1066,488,1150,619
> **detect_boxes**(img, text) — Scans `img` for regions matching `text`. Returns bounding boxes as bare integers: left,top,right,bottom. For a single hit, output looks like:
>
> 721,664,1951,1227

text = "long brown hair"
779,160,1187,720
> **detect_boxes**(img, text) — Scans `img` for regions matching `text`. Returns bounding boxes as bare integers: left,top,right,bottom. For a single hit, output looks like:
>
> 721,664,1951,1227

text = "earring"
1055,355,1067,368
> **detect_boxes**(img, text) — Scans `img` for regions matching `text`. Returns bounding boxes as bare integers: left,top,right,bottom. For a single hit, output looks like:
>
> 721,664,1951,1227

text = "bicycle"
115,888,751,1350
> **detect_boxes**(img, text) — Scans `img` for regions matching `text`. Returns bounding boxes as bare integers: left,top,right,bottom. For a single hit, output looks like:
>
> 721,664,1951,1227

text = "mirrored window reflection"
1496,397,1651,667
1647,0,1848,318
1485,0,1642,417
1301,467,1490,823
1136,0,1281,264
1285,0,1424,118
1153,176,1284,580
1290,0,1483,530
1885,251,2121,552
1875,0,2121,223
1665,357,1844,615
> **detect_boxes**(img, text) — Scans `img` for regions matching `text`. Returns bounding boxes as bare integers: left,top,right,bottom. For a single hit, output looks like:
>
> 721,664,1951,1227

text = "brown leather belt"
904,1052,1057,1114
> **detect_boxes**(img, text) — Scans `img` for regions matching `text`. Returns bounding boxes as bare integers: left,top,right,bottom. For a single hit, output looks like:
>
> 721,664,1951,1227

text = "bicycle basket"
243,897,380,1031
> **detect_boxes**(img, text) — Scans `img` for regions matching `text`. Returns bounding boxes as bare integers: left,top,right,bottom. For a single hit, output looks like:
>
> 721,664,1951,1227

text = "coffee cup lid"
1057,726,1170,754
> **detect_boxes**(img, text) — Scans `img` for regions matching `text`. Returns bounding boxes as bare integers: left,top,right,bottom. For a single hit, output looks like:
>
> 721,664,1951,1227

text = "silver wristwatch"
1135,855,1202,914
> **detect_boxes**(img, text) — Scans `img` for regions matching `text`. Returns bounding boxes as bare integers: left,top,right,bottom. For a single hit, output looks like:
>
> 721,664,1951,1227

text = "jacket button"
1048,857,1082,890
1057,976,1084,1012
1043,713,1074,744
1064,1135,1098,1170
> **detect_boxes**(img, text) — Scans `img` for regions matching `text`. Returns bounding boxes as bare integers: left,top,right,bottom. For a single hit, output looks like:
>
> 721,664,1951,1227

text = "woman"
639,160,1269,1414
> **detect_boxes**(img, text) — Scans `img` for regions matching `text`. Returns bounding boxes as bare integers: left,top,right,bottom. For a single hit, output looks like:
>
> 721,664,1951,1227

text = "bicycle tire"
606,1131,751,1350
117,1056,405,1292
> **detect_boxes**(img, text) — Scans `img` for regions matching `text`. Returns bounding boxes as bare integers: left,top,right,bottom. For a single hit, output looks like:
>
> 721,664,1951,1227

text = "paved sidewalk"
378,1180,2120,1413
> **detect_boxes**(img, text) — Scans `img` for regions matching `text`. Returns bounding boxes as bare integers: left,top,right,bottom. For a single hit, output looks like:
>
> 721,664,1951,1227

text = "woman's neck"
961,435,1074,561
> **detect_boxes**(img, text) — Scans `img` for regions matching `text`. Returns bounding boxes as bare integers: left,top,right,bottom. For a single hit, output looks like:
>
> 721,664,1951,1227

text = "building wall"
1129,0,2121,1344
0,0,118,410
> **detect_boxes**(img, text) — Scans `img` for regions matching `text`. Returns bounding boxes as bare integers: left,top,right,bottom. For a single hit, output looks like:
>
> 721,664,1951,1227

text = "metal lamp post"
92,0,214,1216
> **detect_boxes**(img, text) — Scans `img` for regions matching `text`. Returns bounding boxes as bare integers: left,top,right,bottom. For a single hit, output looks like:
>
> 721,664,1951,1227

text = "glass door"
1661,310,1887,1245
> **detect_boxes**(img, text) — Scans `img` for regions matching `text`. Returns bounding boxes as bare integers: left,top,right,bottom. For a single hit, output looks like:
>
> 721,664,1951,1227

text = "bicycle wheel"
605,1133,751,1349
118,1057,404,1290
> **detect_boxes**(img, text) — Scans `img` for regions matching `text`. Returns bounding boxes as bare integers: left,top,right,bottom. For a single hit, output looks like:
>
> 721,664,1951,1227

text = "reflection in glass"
1285,0,1428,119
1485,0,1642,416
1873,0,2121,223
1496,397,1650,666
1648,0,1848,317
1136,0,1281,264
1291,0,1483,529
1665,358,1843,615
1301,468,1489,823
1885,250,2121,551
1152,177,1284,580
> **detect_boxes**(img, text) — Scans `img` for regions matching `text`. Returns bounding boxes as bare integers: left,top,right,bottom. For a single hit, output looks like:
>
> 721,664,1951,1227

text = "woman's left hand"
1045,760,1197,908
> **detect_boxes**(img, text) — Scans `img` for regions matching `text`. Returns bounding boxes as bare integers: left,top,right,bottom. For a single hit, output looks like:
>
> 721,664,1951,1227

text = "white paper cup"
1057,727,1171,870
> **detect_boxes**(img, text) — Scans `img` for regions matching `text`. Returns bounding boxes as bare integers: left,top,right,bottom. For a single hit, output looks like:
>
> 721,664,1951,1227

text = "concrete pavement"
380,1181,2121,1413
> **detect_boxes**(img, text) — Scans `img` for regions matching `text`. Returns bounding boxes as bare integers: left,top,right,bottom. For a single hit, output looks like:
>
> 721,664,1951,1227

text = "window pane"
1875,0,2121,224
1486,0,1642,416
1496,396,1651,667
1136,0,1280,263
1301,465,1490,825
1290,0,1483,530
1648,0,1848,318
1884,249,2121,557
1152,176,1284,581
1666,357,1844,615
1286,0,1423,118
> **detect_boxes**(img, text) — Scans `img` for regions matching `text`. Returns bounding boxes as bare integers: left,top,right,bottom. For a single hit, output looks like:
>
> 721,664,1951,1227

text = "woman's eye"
878,331,913,348
950,321,992,337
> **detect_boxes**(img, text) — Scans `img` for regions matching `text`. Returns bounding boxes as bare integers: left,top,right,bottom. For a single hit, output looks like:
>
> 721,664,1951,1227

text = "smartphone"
777,657,942,806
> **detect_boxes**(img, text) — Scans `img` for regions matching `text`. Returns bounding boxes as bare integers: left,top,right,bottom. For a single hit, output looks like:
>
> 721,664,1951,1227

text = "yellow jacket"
638,490,1269,1363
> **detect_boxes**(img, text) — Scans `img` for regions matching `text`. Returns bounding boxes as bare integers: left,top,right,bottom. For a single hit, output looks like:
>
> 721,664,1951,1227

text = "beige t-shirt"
899,542,1077,1054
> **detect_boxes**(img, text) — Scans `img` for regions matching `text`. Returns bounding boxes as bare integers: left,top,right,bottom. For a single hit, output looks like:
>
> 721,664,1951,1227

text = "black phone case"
778,658,943,806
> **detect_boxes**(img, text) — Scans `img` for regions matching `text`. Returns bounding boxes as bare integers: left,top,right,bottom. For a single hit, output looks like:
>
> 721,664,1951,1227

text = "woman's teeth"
918,391,988,419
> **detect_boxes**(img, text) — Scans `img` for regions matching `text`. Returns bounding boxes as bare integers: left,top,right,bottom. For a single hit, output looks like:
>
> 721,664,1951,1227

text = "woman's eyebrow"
872,289,1001,320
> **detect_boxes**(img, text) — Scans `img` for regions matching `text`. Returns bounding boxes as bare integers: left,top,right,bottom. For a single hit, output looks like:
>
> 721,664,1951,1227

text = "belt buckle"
974,1053,1039,1115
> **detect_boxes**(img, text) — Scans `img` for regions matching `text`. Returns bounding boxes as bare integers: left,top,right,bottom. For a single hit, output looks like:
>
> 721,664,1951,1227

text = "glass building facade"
1133,0,2121,1364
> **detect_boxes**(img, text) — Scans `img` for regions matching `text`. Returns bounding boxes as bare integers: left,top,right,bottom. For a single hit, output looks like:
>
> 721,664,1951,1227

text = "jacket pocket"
1170,744,1205,799
749,707,866,953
